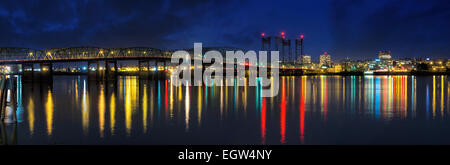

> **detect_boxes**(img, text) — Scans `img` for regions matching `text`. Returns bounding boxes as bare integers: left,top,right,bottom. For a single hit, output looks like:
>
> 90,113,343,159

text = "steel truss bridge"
0,47,306,77
0,47,173,65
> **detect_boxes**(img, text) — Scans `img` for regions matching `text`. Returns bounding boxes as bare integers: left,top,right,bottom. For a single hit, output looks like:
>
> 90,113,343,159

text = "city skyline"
0,0,449,60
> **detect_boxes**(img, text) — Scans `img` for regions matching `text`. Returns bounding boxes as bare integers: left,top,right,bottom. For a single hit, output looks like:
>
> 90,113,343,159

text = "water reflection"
299,76,306,144
110,90,116,135
27,94,34,135
2,75,448,144
81,79,89,135
45,88,53,136
280,77,286,144
142,84,148,133
98,84,105,138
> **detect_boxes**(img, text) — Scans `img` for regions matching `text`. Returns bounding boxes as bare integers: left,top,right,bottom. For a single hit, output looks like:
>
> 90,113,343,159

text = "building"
301,55,311,64
378,51,392,61
319,52,331,68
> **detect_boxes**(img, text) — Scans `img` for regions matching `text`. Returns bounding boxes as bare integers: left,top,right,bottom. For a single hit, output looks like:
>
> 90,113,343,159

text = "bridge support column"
114,61,118,74
40,63,53,82
161,60,166,79
105,60,118,80
164,60,170,78
21,63,35,82
88,61,101,81
138,60,150,79
155,60,165,79
148,60,155,79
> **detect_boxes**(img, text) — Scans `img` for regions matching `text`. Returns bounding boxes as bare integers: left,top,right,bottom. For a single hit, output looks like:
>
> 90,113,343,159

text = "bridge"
0,47,178,80
0,47,174,64
0,46,307,80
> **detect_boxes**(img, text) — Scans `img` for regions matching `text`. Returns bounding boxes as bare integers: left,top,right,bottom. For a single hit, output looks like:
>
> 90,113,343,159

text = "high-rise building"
378,51,392,61
319,52,331,67
301,55,311,64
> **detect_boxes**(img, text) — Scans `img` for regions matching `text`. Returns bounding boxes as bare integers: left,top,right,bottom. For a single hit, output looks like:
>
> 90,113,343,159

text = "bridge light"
99,50,104,54
261,33,265,37
46,52,53,58
300,34,304,39
110,51,114,54
280,32,285,36
29,52,33,56
128,50,131,54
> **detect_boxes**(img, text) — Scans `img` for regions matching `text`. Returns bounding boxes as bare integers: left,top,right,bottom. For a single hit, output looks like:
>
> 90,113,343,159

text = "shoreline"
2,71,448,76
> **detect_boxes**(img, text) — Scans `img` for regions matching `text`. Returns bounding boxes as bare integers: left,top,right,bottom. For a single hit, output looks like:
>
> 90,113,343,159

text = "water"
1,75,449,145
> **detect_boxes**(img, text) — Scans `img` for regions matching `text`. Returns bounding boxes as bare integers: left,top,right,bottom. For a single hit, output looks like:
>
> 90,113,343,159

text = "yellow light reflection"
110,92,116,135
343,77,345,105
178,85,182,101
45,88,54,136
143,85,148,133
404,76,408,118
124,77,136,136
27,96,35,135
98,85,105,138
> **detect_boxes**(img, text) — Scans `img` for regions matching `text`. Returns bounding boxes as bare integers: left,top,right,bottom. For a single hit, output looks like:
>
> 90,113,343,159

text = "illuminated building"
319,52,331,68
301,55,311,64
328,64,342,73
378,51,392,61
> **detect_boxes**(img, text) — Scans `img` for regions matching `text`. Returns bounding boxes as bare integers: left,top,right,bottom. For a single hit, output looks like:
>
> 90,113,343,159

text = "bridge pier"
138,60,150,79
155,60,169,79
38,63,53,82
105,60,118,80
88,61,102,80
21,63,34,82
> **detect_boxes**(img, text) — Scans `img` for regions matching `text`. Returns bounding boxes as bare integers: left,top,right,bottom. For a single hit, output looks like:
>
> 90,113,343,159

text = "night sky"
0,0,449,61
